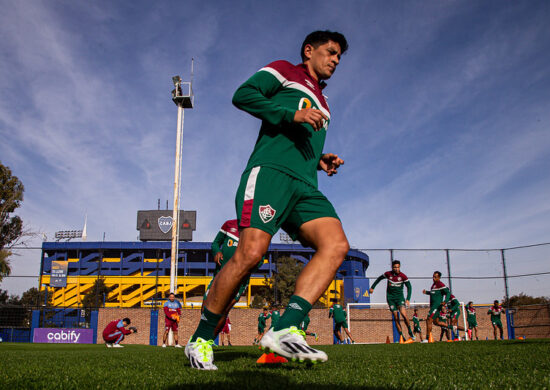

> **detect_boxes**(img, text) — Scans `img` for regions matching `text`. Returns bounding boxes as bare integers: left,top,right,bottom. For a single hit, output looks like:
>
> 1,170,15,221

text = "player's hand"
405,300,410,308
293,108,327,131
369,288,374,294
214,252,223,265
318,153,344,176
422,289,427,294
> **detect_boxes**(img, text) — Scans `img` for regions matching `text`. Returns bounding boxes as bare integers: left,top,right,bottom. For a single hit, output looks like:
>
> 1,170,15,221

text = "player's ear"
303,44,314,61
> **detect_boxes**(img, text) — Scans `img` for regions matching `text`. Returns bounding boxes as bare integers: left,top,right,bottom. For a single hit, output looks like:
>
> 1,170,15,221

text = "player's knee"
234,246,263,271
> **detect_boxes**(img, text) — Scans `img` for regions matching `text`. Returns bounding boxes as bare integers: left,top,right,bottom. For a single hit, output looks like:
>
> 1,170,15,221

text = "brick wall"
97,308,151,345
98,305,550,345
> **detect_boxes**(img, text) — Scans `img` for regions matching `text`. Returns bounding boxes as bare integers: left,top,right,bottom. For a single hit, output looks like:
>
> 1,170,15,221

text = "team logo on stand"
258,205,276,223
158,216,173,234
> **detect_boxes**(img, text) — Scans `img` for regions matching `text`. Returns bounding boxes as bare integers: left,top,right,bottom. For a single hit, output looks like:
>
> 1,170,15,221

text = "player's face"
304,40,342,81
433,273,440,282
392,263,400,274
169,295,175,302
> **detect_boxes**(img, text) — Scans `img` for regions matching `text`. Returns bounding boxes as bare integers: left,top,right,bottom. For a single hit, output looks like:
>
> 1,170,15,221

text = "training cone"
256,352,288,364
386,336,391,344
428,333,434,343
399,336,405,344
404,338,415,344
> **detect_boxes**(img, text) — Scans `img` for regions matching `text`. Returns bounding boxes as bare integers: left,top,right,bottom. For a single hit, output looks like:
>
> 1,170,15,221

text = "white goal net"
345,302,468,343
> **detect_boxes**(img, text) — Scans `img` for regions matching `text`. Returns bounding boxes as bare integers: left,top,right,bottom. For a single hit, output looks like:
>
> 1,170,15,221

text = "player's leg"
425,316,433,341
398,306,414,339
498,323,504,340
343,326,355,343
473,326,479,340
162,327,169,346
391,310,405,340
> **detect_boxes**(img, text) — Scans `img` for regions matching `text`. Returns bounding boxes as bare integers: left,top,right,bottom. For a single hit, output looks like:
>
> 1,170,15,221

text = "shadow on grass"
165,369,387,390
213,349,261,361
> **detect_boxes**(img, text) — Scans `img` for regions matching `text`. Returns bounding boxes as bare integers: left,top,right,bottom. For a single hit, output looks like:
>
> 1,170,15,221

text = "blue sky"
1,1,549,299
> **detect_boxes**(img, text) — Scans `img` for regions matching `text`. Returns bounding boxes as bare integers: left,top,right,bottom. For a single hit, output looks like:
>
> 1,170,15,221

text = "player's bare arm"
318,153,344,176
214,251,223,265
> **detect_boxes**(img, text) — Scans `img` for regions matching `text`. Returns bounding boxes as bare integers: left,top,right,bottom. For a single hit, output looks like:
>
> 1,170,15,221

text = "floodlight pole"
169,63,194,295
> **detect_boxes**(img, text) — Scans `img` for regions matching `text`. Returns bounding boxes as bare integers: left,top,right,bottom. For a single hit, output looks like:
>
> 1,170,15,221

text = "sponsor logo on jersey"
158,216,173,233
304,79,315,90
259,205,276,223
299,97,312,109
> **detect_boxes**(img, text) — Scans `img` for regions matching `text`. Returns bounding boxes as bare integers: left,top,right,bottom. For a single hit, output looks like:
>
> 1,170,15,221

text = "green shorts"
236,167,339,240
492,319,503,328
387,296,405,312
468,320,478,328
204,277,249,302
449,311,460,321
428,302,443,319
258,326,265,334
414,325,422,333
335,321,348,331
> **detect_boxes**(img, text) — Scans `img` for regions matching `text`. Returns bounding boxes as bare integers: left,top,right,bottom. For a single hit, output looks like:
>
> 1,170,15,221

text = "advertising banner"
33,328,94,344
50,260,68,287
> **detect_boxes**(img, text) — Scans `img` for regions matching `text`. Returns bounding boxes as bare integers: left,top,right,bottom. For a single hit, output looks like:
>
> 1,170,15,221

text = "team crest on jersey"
398,277,402,281
299,97,312,110
258,205,276,223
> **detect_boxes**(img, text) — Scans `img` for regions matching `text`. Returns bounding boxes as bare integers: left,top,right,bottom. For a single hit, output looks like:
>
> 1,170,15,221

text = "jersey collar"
298,63,327,90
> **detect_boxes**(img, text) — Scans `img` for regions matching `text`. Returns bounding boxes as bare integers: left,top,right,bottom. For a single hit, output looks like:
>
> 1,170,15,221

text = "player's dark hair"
392,260,400,266
494,300,499,304
301,30,348,61
169,292,175,297
468,301,473,306
434,271,442,277
123,317,131,324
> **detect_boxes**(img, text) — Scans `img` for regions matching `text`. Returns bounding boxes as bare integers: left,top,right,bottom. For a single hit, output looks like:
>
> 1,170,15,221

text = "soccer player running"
487,300,505,340
422,271,450,343
185,30,349,370
466,301,479,340
447,294,465,340
162,293,182,348
369,260,415,342
254,307,271,345
412,308,424,342
103,317,135,348
329,303,355,344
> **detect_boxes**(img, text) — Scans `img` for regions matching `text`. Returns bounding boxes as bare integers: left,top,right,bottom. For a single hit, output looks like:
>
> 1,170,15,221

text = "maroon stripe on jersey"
241,199,254,228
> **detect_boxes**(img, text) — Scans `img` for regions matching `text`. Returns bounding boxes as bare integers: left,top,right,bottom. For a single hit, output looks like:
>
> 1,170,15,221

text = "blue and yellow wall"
40,241,370,308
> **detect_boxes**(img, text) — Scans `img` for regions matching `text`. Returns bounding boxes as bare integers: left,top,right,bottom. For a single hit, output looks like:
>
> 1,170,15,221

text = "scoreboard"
136,210,196,241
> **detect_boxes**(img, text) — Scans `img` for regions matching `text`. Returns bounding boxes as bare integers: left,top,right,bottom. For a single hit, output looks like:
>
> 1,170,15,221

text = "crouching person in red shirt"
103,317,135,348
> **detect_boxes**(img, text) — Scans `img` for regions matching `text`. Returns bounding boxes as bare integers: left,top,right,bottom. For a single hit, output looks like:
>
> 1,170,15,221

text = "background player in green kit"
329,303,355,344
412,308,424,342
466,301,479,340
422,271,450,343
446,294,465,340
254,308,271,345
437,305,451,341
369,260,414,342
186,30,350,370
269,307,281,329
488,300,505,340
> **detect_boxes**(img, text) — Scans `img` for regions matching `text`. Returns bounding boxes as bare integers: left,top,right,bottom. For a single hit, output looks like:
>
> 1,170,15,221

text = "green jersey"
210,219,239,275
413,314,420,327
447,294,460,313
232,60,333,188
371,271,412,300
329,304,347,323
258,312,270,328
426,280,450,307
488,305,504,322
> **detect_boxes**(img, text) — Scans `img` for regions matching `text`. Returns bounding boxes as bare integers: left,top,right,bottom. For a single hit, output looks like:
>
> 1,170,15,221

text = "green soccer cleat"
185,338,217,370
260,326,328,363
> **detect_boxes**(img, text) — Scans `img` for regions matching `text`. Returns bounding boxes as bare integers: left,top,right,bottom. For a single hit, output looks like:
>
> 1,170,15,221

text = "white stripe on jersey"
259,67,331,120
245,166,261,201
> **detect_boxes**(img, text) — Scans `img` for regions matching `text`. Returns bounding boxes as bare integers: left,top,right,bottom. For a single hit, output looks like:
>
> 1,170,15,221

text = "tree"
251,256,305,308
20,287,51,307
82,278,112,308
504,293,550,307
0,162,25,282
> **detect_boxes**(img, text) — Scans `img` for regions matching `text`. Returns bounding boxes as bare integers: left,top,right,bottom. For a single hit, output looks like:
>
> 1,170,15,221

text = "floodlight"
172,75,182,86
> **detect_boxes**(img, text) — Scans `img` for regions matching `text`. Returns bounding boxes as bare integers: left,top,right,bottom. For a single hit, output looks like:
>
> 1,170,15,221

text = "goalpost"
346,302,469,343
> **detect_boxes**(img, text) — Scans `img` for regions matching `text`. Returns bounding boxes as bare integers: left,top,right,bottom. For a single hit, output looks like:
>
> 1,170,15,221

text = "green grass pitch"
1,340,549,389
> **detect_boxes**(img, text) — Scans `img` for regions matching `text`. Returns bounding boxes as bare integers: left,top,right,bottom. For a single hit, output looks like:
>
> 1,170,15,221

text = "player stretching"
422,271,450,343
103,317,136,348
254,308,271,345
329,303,355,344
369,260,414,342
447,294,465,340
300,313,319,341
487,300,505,340
466,302,479,340
186,30,350,370
162,293,182,348
412,308,424,342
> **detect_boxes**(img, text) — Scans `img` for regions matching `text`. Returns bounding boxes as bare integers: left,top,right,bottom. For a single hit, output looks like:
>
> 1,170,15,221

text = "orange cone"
404,338,415,344
256,352,288,364
428,333,434,343
399,336,405,344
386,336,391,344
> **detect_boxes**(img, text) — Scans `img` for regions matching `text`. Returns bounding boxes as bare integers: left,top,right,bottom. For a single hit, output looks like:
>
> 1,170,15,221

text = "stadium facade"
39,241,371,308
